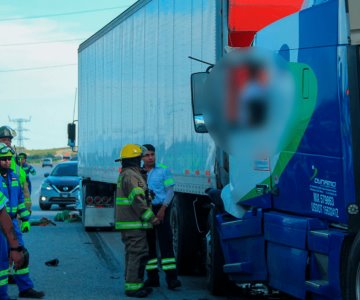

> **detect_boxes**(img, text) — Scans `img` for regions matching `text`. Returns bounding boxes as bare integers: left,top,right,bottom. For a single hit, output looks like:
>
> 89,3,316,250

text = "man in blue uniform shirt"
142,144,181,290
0,143,44,299
18,153,36,195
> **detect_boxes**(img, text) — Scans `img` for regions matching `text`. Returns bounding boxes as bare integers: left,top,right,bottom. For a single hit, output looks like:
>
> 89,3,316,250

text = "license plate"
61,193,70,198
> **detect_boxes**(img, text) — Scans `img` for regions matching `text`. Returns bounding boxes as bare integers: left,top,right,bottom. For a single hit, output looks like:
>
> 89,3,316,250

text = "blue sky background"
0,0,137,149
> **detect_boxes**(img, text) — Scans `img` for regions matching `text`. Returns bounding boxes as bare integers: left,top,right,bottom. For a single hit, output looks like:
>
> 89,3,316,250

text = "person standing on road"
0,143,44,299
18,153,36,195
0,126,32,211
115,144,160,298
0,158,26,300
142,144,181,290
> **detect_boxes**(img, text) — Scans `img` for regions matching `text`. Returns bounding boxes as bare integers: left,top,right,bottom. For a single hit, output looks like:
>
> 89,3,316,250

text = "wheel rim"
356,261,360,299
206,231,212,281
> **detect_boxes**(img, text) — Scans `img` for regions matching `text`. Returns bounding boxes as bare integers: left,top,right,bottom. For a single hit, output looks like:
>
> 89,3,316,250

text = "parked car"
42,158,53,168
39,161,80,210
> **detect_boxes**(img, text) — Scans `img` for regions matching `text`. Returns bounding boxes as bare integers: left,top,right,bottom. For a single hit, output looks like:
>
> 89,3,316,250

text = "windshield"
51,163,78,177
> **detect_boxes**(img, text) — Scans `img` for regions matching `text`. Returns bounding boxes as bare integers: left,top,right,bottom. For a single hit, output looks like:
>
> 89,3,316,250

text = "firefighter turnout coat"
115,166,156,230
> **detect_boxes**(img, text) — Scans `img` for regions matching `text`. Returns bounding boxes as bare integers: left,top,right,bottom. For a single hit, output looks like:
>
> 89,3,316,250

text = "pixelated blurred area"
202,48,299,158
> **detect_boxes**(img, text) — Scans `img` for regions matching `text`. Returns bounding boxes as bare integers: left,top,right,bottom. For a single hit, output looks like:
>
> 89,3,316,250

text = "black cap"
18,152,27,159
142,144,155,152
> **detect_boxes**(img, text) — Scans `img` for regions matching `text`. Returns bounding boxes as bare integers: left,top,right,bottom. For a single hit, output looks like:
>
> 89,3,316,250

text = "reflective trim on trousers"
0,278,8,286
14,267,29,275
146,258,158,270
147,258,158,265
145,264,158,270
125,282,144,291
162,264,176,271
162,257,177,271
161,258,176,264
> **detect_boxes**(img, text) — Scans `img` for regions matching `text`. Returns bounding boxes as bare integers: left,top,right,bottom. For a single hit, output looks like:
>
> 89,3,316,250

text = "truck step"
308,230,330,254
223,262,252,274
305,280,330,296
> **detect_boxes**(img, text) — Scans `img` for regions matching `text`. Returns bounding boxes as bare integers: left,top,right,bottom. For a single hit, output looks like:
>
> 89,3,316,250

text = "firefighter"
115,144,160,298
0,126,32,211
18,153,36,195
142,144,181,290
0,143,44,299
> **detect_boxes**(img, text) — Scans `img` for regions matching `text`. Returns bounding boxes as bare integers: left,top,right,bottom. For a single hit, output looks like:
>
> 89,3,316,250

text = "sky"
0,0,137,150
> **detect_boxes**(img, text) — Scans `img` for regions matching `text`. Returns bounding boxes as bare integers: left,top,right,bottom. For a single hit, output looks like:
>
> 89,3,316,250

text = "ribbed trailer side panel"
78,0,218,194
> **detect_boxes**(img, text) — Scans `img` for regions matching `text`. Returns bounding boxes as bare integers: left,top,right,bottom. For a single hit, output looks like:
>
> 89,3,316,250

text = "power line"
0,6,131,22
0,63,77,73
0,38,85,47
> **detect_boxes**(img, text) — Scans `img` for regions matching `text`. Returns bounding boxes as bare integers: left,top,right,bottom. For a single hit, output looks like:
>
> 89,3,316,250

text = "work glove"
21,221,31,233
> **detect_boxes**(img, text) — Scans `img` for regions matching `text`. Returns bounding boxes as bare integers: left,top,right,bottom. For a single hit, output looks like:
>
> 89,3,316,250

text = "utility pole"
8,116,31,149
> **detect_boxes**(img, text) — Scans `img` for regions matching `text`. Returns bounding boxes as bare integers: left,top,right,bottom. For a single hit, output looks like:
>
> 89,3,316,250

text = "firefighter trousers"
121,229,149,292
146,205,178,282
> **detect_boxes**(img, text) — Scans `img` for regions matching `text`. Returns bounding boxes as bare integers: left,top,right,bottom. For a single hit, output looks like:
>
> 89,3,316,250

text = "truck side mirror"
67,123,76,147
191,72,209,133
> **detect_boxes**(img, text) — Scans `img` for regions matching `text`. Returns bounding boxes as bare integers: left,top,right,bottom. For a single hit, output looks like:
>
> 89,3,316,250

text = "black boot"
125,287,149,298
144,270,160,287
167,278,181,290
19,288,45,299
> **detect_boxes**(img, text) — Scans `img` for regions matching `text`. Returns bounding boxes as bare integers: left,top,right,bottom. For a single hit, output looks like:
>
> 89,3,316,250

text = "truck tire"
344,232,360,300
170,193,201,275
207,207,235,295
81,182,87,226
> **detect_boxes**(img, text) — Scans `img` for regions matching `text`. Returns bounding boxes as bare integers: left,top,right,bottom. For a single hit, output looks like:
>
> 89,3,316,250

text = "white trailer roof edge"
78,0,151,52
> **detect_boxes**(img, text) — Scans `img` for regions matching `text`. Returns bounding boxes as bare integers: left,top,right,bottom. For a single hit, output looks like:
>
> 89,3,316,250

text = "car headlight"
42,183,53,190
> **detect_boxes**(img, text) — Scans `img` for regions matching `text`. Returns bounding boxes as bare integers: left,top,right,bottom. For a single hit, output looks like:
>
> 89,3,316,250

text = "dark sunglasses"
0,157,12,161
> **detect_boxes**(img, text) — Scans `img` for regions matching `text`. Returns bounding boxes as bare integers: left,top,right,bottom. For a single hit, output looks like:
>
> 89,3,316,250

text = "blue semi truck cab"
191,0,360,299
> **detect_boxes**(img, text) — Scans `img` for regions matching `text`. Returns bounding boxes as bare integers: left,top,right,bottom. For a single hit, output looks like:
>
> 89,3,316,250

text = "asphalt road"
7,163,290,300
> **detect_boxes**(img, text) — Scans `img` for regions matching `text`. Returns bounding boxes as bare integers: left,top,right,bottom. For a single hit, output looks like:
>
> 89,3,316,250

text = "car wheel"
39,202,51,210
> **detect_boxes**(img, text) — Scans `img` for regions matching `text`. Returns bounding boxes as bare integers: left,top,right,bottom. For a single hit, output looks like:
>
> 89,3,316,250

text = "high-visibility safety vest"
115,166,156,230
0,170,30,221
10,157,31,206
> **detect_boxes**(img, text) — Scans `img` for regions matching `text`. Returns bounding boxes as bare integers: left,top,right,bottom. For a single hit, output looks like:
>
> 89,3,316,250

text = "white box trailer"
77,0,221,273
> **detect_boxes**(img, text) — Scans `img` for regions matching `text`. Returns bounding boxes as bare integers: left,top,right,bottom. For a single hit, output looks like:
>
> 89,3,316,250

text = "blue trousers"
10,220,33,293
0,232,9,300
